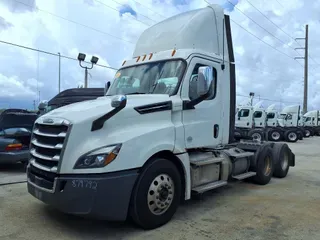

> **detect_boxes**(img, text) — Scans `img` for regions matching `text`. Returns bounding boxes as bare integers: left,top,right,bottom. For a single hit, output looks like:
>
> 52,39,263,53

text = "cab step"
232,171,256,180
192,180,227,193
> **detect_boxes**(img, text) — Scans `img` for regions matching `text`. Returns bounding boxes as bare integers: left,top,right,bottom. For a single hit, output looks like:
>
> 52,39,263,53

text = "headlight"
74,144,122,169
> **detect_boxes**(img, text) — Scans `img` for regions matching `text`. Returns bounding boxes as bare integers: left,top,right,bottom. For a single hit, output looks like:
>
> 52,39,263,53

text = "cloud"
222,0,239,12
0,0,319,112
119,4,137,17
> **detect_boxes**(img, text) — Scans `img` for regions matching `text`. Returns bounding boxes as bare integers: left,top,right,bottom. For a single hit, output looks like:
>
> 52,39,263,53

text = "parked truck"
235,101,267,141
303,110,320,136
27,4,295,229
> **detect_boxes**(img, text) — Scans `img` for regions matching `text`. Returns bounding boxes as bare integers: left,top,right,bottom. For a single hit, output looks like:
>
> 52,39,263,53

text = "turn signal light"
5,143,23,151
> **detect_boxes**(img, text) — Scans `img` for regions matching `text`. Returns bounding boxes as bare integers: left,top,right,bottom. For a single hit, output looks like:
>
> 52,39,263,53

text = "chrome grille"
30,120,70,171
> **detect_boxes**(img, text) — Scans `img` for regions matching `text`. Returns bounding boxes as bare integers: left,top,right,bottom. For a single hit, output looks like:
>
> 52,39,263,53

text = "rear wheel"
284,130,298,143
252,146,274,185
268,129,282,142
248,129,264,142
272,143,290,178
129,158,181,229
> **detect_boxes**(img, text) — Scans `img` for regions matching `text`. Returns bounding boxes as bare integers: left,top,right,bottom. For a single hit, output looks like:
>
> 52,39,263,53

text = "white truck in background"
235,101,267,141
303,110,320,136
27,5,296,229
236,103,305,142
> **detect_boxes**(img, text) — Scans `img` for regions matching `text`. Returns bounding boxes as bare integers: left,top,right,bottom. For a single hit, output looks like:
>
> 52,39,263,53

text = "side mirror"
104,81,111,95
197,66,213,97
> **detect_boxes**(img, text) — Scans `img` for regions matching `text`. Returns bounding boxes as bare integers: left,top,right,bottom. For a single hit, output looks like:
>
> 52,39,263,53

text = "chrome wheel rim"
272,132,280,140
305,130,310,137
147,174,174,215
288,132,297,141
252,133,262,141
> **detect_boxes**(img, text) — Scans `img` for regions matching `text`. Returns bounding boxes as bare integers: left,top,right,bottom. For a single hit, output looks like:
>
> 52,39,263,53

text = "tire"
297,130,303,140
252,146,274,185
129,158,181,229
234,129,242,141
272,143,290,178
304,129,311,138
284,130,298,143
268,129,282,142
309,129,315,137
248,129,264,142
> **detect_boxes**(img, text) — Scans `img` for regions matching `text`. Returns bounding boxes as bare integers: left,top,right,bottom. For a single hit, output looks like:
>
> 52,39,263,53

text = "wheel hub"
288,132,297,141
147,174,174,215
272,132,280,140
252,133,262,141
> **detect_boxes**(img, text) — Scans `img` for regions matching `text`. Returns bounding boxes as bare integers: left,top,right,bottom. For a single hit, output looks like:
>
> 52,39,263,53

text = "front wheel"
129,158,181,229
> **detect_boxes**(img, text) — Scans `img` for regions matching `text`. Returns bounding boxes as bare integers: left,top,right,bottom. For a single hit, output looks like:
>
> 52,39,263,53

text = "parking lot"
1,138,320,240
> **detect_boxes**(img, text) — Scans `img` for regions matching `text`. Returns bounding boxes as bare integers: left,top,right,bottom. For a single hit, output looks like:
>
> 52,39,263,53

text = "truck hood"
38,94,171,123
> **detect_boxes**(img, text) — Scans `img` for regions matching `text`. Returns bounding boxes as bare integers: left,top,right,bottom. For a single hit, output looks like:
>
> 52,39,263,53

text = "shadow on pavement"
0,163,26,173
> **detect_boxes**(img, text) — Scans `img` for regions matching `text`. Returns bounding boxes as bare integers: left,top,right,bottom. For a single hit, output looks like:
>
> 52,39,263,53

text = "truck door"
181,57,222,148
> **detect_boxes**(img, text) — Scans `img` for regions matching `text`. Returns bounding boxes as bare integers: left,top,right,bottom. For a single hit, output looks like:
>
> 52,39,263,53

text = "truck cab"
303,110,320,136
266,104,278,127
27,4,295,229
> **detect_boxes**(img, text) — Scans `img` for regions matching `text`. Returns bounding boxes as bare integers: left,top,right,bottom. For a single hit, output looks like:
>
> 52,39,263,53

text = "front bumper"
27,164,139,221
0,149,30,164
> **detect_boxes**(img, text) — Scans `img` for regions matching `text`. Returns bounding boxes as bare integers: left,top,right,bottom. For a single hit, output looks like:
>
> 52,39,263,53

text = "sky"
0,0,320,111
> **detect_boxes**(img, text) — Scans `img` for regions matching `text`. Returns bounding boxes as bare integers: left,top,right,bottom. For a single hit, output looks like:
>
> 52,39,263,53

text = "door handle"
214,124,219,138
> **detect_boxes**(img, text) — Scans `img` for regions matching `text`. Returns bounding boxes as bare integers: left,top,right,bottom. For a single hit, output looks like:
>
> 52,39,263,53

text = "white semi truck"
303,110,320,136
235,103,304,142
27,5,295,229
235,101,267,141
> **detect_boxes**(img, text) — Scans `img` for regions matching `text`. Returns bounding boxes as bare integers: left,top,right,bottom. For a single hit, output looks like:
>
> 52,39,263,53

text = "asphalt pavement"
0,138,320,240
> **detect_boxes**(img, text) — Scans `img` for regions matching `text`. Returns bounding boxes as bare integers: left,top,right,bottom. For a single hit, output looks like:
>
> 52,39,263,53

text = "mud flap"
289,150,295,167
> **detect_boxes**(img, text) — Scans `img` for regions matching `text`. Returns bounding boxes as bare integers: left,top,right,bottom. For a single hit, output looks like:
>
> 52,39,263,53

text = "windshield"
107,60,185,96
279,114,286,119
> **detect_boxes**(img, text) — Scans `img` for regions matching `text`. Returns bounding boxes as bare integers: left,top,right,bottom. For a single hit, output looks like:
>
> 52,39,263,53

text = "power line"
107,0,160,23
226,0,296,53
236,94,300,105
230,19,294,59
130,0,167,19
0,39,118,70
244,0,305,62
274,0,320,69
12,0,134,44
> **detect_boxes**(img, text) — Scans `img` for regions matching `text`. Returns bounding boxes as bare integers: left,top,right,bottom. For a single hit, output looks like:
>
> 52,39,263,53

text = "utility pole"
249,92,255,106
33,100,36,111
294,24,309,114
84,67,88,88
58,52,61,93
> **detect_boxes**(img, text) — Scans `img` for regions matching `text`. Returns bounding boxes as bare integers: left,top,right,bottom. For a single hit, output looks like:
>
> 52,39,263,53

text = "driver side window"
188,64,217,101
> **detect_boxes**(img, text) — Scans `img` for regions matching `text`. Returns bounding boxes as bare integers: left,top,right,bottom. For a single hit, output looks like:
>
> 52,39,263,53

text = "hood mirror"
111,95,127,108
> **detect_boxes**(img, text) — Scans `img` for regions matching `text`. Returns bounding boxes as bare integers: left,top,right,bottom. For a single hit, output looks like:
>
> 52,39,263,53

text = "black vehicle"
0,110,38,167
43,88,105,114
